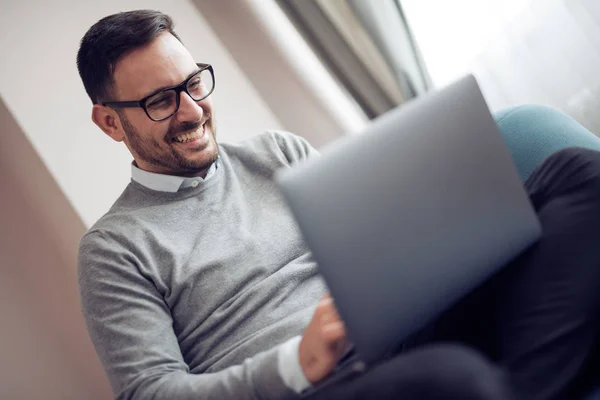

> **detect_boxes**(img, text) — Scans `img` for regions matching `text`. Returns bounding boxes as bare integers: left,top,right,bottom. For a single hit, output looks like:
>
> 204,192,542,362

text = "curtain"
276,0,431,119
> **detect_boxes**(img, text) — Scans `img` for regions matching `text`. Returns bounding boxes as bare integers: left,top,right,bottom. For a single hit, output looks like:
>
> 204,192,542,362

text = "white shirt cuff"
277,336,311,393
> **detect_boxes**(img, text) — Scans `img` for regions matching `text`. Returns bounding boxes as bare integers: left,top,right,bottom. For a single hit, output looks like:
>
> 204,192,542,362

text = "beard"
119,112,218,176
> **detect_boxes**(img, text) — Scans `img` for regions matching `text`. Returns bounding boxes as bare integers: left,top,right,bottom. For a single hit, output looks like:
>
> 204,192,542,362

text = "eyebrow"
141,68,201,99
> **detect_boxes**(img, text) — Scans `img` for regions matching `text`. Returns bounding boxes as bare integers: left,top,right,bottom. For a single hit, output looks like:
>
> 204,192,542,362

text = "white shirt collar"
131,159,218,193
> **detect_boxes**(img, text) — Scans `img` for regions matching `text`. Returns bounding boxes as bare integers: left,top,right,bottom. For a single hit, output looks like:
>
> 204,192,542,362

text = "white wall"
0,168,110,400
0,96,111,399
0,0,283,227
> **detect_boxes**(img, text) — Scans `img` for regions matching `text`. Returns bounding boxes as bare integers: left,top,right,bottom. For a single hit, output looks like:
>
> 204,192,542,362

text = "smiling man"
77,9,600,400
85,34,218,178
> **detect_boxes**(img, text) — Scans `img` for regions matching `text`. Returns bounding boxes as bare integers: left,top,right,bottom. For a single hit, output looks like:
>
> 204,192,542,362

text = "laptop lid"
276,75,541,364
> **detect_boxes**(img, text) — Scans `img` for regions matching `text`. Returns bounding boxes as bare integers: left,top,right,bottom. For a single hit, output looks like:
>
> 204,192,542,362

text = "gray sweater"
78,131,327,400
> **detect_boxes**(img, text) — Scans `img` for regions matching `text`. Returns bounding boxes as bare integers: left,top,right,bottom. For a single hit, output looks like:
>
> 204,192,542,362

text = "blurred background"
1,0,599,398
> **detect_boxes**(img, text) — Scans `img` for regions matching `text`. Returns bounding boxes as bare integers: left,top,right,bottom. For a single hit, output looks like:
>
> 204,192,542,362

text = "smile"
172,122,206,143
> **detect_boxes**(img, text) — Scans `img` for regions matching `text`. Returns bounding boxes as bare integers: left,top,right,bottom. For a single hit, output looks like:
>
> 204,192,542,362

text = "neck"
133,160,212,179
177,167,210,179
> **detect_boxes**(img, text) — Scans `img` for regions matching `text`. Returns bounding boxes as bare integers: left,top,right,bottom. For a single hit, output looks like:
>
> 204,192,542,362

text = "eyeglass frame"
100,63,215,122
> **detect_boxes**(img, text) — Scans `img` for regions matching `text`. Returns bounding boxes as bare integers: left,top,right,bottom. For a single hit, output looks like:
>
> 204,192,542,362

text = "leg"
411,148,600,399
304,344,513,400
496,147,600,399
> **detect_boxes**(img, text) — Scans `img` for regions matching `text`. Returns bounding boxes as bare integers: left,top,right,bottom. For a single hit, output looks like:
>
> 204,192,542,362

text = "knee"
539,147,600,198
550,147,600,181
563,144,600,161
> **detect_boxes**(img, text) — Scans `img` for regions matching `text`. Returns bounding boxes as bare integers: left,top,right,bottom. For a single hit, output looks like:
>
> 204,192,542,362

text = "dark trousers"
306,148,600,400
306,344,513,400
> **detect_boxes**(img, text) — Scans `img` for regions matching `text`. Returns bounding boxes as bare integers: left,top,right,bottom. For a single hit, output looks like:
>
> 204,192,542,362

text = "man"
77,10,600,400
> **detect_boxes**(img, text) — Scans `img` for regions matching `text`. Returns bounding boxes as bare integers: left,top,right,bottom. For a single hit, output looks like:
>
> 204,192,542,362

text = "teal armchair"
493,104,600,400
494,104,600,181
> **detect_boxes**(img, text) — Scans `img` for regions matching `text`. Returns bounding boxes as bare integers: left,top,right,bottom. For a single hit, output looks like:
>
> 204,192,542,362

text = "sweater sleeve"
269,130,320,165
78,231,298,400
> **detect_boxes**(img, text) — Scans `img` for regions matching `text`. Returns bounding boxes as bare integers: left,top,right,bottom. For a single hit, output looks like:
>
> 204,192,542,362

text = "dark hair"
76,10,181,104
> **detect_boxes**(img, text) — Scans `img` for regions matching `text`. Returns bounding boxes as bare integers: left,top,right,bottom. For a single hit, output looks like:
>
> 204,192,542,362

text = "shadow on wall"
0,96,111,400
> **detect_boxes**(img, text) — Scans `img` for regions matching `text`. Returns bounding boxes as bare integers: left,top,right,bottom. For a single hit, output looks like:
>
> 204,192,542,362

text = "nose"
175,91,204,122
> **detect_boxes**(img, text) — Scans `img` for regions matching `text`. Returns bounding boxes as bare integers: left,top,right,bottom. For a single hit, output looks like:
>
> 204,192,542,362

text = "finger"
328,301,342,321
319,300,343,324
315,293,331,309
322,320,346,342
319,306,342,328
315,298,335,319
318,296,334,308
318,294,340,315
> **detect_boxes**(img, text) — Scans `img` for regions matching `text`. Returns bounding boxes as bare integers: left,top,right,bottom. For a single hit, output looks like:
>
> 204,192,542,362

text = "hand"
298,293,349,384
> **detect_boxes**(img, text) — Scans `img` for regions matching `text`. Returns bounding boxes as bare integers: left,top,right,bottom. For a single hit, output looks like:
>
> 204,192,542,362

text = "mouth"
171,120,208,145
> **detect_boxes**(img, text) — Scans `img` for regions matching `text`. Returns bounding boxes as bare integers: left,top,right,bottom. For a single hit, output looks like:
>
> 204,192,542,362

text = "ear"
91,104,126,142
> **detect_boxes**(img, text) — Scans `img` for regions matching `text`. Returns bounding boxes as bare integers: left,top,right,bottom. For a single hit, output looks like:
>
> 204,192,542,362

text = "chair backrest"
493,105,600,181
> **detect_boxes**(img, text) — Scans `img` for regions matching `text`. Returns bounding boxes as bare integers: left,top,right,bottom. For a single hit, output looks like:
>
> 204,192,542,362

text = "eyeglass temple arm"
101,100,142,107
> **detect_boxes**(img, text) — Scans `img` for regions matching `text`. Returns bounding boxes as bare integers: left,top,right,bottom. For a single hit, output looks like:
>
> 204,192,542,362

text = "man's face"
108,32,218,177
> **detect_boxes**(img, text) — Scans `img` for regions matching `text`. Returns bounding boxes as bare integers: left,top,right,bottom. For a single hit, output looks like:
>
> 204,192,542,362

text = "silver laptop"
275,75,541,366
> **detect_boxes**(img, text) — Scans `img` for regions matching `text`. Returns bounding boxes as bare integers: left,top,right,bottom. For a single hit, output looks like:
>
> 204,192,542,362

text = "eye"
188,78,202,88
147,95,173,109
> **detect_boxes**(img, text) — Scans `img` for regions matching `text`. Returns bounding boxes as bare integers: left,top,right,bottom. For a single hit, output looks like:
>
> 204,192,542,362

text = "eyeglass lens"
145,69,214,120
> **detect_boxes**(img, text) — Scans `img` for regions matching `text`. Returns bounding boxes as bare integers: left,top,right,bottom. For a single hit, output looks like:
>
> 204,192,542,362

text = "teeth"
173,131,200,143
172,122,207,143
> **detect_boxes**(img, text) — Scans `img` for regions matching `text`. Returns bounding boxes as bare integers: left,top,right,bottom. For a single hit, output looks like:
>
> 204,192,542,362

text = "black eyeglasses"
101,63,215,122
